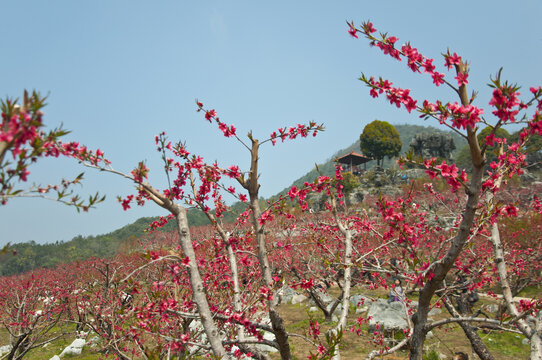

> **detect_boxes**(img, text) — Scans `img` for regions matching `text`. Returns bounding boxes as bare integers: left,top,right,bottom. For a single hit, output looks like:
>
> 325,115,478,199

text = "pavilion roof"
335,151,372,165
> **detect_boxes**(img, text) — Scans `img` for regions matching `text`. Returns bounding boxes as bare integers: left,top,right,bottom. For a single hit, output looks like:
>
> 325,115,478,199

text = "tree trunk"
329,239,352,360
173,205,229,359
409,164,483,359
490,221,542,359
485,144,541,359
409,62,484,359
242,138,292,360
531,312,542,360
329,195,353,360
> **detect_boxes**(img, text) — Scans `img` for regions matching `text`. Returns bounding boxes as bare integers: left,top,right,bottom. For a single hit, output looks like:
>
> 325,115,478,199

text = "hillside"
280,124,467,194
0,199,260,276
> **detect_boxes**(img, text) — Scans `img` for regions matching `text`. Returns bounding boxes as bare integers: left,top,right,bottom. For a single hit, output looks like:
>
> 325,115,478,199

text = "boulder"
60,338,86,356
87,335,100,347
367,299,409,331
308,290,334,306
401,300,441,317
229,346,254,359
50,356,60,360
291,294,307,305
0,345,12,356
356,306,369,314
428,307,442,316
350,294,370,308
278,286,299,304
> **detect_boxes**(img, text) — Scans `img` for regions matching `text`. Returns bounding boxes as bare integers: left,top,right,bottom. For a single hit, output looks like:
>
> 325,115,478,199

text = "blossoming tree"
347,20,542,360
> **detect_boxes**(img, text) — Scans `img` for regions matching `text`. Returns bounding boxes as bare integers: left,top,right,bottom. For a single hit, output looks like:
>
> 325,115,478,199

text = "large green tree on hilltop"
360,119,402,166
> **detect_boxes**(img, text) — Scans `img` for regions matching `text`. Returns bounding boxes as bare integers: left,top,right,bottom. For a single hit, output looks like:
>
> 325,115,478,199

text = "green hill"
279,124,466,194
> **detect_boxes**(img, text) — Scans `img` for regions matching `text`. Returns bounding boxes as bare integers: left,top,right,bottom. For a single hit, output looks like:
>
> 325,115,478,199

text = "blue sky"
1,1,541,246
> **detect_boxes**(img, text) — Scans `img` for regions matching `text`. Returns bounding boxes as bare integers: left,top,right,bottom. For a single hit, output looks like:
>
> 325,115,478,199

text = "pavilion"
335,151,372,174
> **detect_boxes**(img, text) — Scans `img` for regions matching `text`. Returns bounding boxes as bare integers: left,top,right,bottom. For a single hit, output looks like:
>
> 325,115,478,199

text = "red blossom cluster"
269,122,324,146
366,76,418,113
196,101,237,138
1,92,105,209
423,158,468,192
349,21,453,87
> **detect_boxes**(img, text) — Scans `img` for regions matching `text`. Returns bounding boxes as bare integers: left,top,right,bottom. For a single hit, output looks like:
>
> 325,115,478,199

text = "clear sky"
1,1,541,246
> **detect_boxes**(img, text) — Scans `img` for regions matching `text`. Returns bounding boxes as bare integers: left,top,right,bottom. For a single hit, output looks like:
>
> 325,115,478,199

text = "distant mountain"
278,124,466,194
0,199,260,276
0,209,205,276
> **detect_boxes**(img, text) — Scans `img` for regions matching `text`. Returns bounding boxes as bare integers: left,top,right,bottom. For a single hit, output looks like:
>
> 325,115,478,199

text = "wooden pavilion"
335,151,372,174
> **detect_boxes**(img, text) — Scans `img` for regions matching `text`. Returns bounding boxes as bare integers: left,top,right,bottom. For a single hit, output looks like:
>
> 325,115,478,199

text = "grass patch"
478,330,530,357
0,324,101,360
518,285,542,299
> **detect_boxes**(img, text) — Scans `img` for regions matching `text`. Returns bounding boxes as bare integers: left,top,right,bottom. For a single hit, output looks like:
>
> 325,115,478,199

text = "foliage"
360,120,402,166
338,171,360,195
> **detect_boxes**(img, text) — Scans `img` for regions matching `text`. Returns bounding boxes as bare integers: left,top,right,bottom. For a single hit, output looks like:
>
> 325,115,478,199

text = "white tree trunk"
173,205,230,359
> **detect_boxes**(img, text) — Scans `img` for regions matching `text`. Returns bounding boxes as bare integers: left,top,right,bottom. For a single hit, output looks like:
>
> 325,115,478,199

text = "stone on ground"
60,338,86,356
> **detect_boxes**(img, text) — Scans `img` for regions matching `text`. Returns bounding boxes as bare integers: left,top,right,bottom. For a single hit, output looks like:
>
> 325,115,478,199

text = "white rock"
87,336,100,347
50,356,60,360
350,294,370,308
245,330,278,353
60,338,86,356
367,299,409,331
485,304,499,313
0,345,12,356
291,294,307,304
428,307,442,316
355,306,369,314
76,331,88,338
309,307,319,312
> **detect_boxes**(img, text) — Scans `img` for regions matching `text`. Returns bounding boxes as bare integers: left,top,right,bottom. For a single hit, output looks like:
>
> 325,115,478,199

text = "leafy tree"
338,171,360,195
360,120,402,166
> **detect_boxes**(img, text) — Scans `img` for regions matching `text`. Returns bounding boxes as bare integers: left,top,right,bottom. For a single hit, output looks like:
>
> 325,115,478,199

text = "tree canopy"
360,120,402,166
